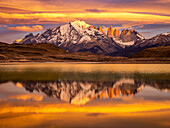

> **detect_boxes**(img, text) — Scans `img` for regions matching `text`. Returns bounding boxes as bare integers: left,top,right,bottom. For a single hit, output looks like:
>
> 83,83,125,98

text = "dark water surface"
0,63,170,128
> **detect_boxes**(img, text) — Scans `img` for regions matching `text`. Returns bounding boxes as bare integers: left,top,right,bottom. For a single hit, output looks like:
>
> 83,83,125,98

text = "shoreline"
0,60,170,64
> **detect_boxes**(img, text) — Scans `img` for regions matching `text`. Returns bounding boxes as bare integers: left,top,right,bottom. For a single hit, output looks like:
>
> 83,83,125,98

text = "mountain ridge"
18,20,122,55
109,32,170,57
10,78,170,105
14,20,170,57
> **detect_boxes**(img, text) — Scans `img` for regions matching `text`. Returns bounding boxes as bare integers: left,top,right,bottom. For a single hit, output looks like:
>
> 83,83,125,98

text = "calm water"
0,63,170,128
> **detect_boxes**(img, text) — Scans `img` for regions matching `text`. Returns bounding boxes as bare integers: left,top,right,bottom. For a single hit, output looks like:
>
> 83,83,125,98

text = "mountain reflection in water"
0,64,170,128
13,78,170,105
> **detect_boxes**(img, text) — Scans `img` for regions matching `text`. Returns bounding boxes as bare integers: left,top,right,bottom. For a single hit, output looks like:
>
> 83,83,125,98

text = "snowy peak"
70,20,90,29
17,20,120,55
147,31,170,44
160,32,170,36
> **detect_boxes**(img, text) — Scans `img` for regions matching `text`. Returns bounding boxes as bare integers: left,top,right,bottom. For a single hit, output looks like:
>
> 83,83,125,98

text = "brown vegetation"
0,42,170,63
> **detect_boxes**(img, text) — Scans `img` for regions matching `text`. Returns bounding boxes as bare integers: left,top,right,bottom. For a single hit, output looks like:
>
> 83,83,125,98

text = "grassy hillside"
0,42,67,61
0,42,169,63
131,46,170,58
0,42,126,62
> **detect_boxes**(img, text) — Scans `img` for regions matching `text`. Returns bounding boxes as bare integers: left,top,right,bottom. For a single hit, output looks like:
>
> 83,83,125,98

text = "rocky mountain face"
98,26,106,35
13,78,170,105
113,29,120,39
120,29,144,42
106,26,145,47
17,20,170,57
107,25,114,37
18,20,121,55
14,79,144,105
109,32,170,57
133,32,170,49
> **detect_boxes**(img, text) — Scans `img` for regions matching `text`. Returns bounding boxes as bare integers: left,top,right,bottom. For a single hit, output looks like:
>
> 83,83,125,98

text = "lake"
0,63,170,128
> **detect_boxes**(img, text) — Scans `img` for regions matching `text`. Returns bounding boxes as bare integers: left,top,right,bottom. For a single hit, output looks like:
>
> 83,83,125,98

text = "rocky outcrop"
120,29,144,42
89,25,97,30
109,32,170,57
98,26,106,35
113,29,120,38
107,25,113,37
121,29,126,35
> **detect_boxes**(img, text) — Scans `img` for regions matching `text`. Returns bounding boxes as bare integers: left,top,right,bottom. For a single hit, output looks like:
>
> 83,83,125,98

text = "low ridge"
131,46,170,58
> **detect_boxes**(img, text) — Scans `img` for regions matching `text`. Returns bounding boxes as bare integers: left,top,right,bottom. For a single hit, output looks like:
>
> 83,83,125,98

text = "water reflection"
11,78,169,105
0,64,170,128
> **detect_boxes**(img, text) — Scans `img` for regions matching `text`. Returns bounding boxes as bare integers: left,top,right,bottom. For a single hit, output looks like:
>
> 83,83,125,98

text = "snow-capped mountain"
109,32,170,57
16,20,170,56
107,26,145,48
133,32,170,49
13,78,170,105
14,79,144,105
18,20,121,54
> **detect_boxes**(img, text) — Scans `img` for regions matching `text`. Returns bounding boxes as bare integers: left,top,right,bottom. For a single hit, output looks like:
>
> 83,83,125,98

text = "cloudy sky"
0,0,170,43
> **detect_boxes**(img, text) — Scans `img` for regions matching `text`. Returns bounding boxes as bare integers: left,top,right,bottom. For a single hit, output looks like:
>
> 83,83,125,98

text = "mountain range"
13,20,170,57
12,78,170,105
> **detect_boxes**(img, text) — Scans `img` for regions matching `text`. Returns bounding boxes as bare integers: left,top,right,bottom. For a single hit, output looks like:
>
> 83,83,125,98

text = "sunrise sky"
0,0,170,43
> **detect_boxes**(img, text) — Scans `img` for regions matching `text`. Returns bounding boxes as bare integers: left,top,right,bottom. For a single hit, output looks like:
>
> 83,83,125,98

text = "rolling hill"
131,46,170,58
0,42,126,62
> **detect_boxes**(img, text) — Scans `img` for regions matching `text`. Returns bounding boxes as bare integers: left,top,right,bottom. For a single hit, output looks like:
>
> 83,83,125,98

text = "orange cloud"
0,25,7,27
101,21,153,31
6,25,43,32
6,94,43,101
113,21,152,30
0,11,170,25
0,100,170,114
16,82,23,87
